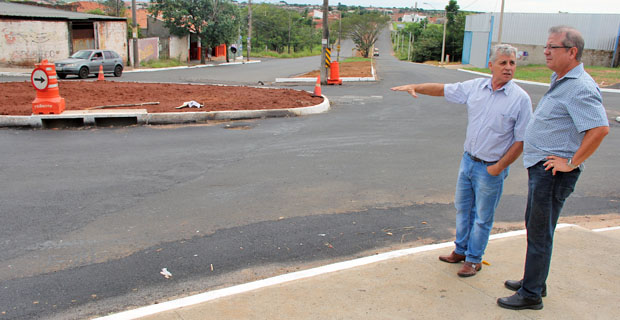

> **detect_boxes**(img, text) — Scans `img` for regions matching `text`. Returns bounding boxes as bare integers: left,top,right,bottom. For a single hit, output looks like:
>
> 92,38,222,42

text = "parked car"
54,50,123,79
373,48,379,56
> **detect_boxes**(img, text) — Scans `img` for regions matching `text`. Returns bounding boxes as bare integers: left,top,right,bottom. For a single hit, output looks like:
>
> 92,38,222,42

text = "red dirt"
0,60,373,116
0,81,324,116
299,60,373,78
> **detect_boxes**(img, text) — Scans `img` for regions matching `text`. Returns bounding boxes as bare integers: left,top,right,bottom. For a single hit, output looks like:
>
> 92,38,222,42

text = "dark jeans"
518,161,580,299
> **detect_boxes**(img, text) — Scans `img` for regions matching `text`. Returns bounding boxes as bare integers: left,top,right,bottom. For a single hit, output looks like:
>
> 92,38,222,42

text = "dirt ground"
0,82,325,116
299,60,373,78
0,60,372,116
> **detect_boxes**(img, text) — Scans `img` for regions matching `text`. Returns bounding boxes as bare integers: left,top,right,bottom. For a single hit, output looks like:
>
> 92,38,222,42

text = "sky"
258,0,620,14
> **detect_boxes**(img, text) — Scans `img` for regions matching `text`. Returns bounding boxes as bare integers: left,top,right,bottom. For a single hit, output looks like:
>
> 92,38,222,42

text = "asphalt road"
1,34,619,319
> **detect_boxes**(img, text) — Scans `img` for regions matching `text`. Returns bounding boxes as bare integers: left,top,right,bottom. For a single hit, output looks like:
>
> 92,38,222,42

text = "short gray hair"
549,25,584,61
489,44,517,63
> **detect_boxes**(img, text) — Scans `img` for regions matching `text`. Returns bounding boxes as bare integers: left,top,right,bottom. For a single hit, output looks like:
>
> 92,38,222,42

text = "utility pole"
247,0,252,62
498,0,505,44
407,32,412,61
320,0,329,85
132,0,138,68
337,10,341,62
440,8,446,66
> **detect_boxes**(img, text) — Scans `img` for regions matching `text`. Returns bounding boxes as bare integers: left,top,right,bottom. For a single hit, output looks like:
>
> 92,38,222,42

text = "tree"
341,12,390,58
150,0,240,64
99,0,125,17
411,24,443,62
444,0,465,62
203,1,240,62
239,3,318,54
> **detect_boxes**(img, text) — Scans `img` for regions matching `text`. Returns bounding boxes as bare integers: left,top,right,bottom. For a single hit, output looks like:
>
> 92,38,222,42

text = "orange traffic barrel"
327,61,343,85
31,59,65,114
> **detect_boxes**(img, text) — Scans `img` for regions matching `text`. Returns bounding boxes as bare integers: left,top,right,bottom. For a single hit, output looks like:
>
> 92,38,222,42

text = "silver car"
55,50,124,79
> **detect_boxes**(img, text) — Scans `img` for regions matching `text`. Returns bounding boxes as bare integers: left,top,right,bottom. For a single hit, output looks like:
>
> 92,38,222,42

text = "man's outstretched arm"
391,83,445,98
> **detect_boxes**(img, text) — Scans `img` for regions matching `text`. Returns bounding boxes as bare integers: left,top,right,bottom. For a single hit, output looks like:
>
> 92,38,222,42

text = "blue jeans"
518,161,580,299
454,152,508,263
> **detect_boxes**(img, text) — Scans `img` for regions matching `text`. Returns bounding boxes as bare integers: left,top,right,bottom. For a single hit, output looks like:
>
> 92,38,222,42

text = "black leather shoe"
497,293,543,310
504,279,547,297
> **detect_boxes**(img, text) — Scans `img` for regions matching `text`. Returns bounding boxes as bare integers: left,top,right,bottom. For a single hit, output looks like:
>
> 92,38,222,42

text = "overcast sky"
257,0,620,14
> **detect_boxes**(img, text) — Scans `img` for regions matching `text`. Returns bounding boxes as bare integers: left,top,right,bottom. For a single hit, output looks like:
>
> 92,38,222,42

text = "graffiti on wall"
0,22,68,66
138,37,158,62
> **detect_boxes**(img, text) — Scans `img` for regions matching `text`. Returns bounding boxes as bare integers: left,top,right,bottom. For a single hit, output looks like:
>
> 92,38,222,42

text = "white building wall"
0,19,70,66
466,13,620,66
469,13,620,50
169,35,189,61
95,21,128,62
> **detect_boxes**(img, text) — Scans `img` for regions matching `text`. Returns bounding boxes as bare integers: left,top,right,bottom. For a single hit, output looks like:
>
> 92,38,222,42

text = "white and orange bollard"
31,59,65,114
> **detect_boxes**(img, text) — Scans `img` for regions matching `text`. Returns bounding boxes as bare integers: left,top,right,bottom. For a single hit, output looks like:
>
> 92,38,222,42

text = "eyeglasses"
543,45,572,50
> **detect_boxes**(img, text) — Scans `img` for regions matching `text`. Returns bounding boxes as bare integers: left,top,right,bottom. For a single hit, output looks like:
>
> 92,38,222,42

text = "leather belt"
466,152,498,165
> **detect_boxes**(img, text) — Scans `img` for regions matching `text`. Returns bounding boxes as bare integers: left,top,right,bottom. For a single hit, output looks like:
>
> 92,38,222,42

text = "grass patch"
342,57,371,63
464,64,620,87
140,58,186,68
250,46,323,59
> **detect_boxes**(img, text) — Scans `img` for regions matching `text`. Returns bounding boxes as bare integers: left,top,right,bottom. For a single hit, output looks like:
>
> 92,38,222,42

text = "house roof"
124,8,148,28
70,1,106,13
70,1,148,27
0,1,126,21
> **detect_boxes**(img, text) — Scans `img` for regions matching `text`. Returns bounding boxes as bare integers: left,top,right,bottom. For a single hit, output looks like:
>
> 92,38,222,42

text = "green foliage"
149,0,240,64
393,0,465,63
250,45,323,58
341,12,390,58
86,8,106,16
239,4,319,54
445,0,465,63
127,18,144,39
411,24,443,62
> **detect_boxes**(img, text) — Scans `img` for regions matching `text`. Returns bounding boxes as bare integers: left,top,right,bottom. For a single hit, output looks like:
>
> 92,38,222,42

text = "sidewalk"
96,225,620,320
0,57,259,76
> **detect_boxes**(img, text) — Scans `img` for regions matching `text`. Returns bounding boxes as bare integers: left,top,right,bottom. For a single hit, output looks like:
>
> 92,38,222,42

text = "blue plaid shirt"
444,78,532,162
523,64,609,168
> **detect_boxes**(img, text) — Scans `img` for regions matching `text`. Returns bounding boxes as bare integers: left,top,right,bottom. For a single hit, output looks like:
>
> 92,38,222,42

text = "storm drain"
41,118,85,129
94,117,138,127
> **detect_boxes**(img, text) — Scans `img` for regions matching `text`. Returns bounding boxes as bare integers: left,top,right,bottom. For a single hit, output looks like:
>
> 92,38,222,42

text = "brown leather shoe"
457,261,482,277
439,251,466,263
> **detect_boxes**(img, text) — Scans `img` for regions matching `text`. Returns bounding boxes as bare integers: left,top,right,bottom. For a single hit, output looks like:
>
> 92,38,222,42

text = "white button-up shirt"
444,78,533,162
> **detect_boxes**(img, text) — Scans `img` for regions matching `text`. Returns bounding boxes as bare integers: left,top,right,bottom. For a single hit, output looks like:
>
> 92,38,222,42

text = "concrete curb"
0,94,330,128
458,69,620,94
93,224,584,320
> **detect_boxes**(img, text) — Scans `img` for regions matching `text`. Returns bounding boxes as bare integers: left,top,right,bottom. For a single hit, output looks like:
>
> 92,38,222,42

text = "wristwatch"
567,158,578,170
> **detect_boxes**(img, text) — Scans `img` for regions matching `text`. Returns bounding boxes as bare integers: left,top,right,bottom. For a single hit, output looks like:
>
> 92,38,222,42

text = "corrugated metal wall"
464,14,494,68
467,13,620,50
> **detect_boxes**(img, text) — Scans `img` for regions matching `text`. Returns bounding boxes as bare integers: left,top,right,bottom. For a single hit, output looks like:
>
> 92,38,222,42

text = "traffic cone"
312,75,321,97
97,65,104,81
